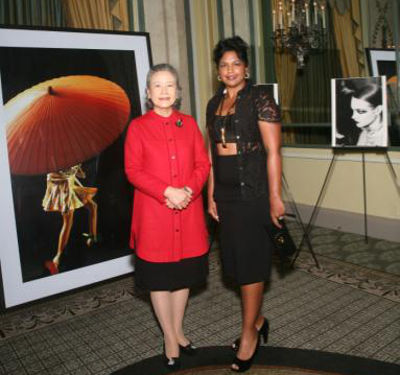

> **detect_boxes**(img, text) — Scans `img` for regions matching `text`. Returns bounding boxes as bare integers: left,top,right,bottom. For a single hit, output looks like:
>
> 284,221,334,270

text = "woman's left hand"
165,198,175,209
270,196,285,228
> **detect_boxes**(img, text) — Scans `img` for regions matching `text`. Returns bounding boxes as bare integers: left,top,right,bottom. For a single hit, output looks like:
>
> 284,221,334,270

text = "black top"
211,115,237,143
206,81,281,201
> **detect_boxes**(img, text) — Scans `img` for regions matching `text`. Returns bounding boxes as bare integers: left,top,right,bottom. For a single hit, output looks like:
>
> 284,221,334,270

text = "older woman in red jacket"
125,64,210,369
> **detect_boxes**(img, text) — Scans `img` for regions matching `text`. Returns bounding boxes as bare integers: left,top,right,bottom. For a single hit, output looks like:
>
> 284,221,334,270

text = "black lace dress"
207,83,281,285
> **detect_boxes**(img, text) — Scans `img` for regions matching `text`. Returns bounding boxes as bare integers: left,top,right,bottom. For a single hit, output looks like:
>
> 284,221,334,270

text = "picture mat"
331,76,388,148
0,28,151,307
366,48,395,77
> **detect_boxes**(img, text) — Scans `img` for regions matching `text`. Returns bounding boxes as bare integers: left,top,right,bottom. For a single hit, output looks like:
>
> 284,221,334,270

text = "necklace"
217,94,237,148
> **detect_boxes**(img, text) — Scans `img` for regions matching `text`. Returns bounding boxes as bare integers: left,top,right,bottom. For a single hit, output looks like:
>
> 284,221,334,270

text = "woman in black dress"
207,36,285,372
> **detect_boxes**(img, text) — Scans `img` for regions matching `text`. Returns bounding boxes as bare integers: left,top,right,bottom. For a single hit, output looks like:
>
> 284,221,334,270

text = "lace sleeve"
255,86,281,122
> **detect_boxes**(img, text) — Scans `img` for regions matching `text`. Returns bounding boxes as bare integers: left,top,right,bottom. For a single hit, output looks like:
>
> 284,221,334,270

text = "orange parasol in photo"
5,75,131,175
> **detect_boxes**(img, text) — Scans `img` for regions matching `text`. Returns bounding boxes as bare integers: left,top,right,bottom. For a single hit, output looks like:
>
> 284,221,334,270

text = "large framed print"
366,48,400,146
0,27,152,307
366,48,396,79
331,76,388,148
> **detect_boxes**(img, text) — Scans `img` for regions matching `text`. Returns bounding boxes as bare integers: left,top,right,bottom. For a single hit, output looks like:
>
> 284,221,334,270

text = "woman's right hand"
164,187,191,209
208,199,219,222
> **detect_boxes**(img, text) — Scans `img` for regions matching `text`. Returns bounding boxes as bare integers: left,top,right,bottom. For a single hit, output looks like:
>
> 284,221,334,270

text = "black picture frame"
366,48,396,78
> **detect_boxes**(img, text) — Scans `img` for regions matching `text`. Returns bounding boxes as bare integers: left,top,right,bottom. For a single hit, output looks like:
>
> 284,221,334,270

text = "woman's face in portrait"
147,70,177,111
218,51,247,89
350,97,382,129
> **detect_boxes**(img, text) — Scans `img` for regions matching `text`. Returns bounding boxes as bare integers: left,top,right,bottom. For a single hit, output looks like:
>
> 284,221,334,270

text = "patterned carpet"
0,228,399,374
287,222,400,276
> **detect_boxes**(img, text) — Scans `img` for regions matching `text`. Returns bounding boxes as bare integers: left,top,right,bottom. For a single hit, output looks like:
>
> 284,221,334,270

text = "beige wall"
131,0,192,115
189,0,216,130
282,148,400,220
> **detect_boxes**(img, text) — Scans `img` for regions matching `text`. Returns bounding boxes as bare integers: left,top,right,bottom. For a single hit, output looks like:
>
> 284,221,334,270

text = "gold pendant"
221,127,227,148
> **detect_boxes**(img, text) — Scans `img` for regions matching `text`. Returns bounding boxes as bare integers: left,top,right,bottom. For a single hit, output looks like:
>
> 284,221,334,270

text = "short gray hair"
145,63,182,109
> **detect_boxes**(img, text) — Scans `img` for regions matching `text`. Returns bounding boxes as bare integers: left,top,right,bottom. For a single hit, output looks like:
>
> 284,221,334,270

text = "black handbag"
269,219,297,265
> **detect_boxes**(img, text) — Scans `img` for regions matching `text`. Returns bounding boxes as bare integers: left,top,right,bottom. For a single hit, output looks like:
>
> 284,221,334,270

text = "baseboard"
285,202,400,243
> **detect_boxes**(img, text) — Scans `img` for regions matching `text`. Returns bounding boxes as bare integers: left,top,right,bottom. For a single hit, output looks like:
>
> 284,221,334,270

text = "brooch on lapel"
175,118,183,128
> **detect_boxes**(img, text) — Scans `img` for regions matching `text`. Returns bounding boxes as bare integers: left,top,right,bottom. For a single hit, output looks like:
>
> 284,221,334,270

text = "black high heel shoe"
232,317,269,352
231,337,260,373
163,355,181,370
179,341,197,356
163,344,181,370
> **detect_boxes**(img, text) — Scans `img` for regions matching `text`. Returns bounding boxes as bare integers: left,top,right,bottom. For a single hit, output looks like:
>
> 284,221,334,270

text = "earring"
217,75,222,82
245,72,250,79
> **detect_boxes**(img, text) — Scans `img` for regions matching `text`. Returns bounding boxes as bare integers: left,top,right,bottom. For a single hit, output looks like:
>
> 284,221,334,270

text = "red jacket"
125,110,211,262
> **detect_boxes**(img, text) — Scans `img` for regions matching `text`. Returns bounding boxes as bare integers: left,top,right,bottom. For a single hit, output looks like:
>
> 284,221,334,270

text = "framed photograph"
331,76,388,148
366,48,400,146
0,26,152,307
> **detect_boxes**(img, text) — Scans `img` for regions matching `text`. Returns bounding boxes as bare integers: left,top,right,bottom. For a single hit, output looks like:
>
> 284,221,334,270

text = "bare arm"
259,120,285,227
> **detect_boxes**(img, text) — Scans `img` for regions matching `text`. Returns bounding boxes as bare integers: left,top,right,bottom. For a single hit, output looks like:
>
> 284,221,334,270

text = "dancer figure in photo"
42,164,98,274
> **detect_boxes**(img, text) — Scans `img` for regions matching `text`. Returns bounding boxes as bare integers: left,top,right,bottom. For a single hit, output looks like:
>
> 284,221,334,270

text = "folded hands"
164,186,193,210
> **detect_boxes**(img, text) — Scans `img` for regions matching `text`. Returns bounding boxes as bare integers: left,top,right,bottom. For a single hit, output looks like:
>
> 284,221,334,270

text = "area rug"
112,346,400,375
1,248,399,340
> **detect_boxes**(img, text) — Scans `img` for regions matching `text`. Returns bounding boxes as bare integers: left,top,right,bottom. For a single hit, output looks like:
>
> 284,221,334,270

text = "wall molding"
282,148,400,165
287,202,400,243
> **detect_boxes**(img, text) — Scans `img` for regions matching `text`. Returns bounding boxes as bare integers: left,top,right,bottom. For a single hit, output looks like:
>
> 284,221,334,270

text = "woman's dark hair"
213,36,249,67
352,83,382,108
341,78,382,108
145,63,182,109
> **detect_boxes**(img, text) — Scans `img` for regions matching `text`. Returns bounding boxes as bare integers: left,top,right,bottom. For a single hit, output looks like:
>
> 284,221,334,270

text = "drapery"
331,0,365,77
63,0,129,31
271,0,298,124
0,0,64,26
290,3,342,122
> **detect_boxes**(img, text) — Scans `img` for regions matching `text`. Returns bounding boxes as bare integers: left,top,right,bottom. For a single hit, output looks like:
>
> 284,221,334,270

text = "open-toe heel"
231,338,260,373
231,356,253,373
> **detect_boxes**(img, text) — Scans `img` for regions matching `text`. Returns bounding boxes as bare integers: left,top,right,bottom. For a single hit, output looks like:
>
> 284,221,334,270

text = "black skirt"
134,253,208,291
215,155,274,285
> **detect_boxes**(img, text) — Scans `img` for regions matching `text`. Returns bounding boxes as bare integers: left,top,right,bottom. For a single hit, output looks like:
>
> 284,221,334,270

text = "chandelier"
272,0,328,69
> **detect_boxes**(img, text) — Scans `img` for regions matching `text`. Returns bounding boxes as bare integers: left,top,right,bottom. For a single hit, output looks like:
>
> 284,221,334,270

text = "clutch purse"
269,219,296,263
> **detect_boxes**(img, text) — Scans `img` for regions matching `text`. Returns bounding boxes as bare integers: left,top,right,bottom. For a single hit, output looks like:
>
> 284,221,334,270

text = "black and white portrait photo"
331,76,388,148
